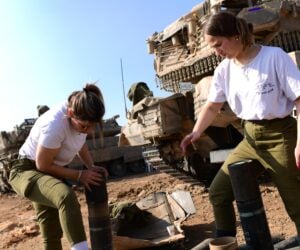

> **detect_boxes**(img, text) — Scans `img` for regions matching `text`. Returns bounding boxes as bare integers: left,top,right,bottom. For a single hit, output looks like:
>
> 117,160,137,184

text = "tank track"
142,145,200,185
157,31,300,93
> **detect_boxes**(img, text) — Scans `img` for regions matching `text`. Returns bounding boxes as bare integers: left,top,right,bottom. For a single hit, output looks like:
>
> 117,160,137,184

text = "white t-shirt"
208,46,300,120
19,102,87,166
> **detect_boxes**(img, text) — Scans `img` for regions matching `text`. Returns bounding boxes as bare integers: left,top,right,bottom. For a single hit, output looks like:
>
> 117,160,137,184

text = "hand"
180,131,201,155
79,168,106,191
295,145,300,169
92,165,109,178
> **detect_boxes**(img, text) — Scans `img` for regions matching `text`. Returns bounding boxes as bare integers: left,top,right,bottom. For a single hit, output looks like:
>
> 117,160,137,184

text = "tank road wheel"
127,159,146,174
108,159,127,177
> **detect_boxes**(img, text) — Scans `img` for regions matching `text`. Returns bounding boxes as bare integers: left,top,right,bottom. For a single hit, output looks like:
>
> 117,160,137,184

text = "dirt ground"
0,171,296,250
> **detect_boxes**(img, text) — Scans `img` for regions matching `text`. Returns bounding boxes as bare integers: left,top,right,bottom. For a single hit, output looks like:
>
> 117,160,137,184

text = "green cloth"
209,116,300,235
110,201,152,236
9,159,86,250
110,201,135,218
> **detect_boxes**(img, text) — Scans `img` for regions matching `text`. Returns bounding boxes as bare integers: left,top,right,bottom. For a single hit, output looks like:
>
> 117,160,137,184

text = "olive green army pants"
9,159,86,250
209,116,300,235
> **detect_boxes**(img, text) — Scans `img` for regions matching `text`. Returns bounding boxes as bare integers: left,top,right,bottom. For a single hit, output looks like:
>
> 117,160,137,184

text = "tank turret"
148,0,300,92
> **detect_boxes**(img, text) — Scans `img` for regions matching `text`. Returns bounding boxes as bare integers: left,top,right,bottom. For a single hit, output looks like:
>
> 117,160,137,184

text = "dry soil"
0,171,296,249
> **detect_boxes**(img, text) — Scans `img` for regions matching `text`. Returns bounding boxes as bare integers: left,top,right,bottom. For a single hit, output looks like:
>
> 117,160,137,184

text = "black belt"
245,116,291,125
11,155,36,171
17,155,35,165
18,155,33,160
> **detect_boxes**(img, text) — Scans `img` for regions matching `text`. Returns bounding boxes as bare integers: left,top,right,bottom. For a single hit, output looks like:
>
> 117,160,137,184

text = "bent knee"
56,186,78,208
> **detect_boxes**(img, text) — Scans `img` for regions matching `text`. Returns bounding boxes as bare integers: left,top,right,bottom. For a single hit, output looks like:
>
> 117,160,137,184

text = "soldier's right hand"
180,131,201,155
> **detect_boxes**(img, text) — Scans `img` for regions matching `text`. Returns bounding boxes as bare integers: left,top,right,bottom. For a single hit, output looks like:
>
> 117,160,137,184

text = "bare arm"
77,142,108,176
36,145,78,179
77,143,94,169
180,101,224,155
36,144,104,191
294,97,300,168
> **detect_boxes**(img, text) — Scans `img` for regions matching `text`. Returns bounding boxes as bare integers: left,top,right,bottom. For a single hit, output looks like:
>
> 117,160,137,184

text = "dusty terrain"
0,171,296,249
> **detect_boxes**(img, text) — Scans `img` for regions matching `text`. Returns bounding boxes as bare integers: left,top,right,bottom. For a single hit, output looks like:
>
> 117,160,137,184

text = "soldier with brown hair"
9,83,106,250
181,11,300,241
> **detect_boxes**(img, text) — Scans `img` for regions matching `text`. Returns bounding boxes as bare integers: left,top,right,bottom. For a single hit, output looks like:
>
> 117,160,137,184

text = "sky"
0,0,202,131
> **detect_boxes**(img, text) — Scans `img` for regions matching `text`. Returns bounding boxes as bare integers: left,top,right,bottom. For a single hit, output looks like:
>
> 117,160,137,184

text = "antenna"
120,58,128,115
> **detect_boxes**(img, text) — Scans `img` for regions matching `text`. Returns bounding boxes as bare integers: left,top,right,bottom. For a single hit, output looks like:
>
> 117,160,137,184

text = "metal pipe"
85,174,113,250
228,159,274,250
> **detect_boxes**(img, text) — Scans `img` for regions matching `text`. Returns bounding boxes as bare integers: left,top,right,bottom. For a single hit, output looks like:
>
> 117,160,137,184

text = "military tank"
0,118,36,192
70,115,146,177
120,0,300,185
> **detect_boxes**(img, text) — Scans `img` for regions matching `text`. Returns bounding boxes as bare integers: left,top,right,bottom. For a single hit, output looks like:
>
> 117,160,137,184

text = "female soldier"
9,83,106,250
180,12,300,239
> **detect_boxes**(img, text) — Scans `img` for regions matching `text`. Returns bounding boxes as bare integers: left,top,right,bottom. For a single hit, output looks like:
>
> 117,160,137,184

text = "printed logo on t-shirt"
256,82,275,95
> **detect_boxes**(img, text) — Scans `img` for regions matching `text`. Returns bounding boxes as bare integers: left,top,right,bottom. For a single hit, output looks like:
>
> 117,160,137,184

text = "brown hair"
204,12,253,49
67,83,105,122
